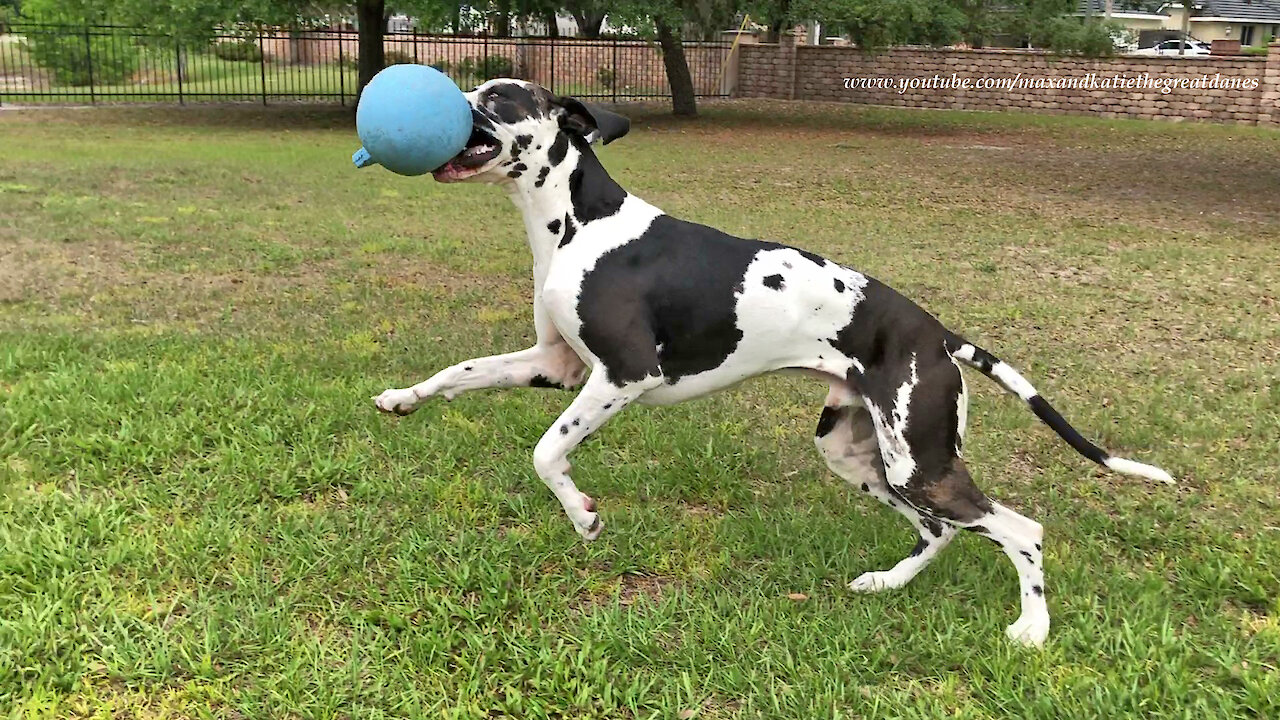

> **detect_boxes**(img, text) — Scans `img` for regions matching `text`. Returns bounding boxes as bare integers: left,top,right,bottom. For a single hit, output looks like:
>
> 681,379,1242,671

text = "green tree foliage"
1,0,22,29
19,0,140,85
792,0,1124,55
794,0,966,47
1004,0,1125,55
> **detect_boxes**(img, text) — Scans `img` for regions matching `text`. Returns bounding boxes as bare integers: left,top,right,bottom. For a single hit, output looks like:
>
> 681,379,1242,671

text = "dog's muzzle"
433,126,501,182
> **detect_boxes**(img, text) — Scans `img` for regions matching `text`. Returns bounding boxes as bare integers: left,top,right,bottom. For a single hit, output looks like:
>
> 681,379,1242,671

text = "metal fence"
0,24,735,106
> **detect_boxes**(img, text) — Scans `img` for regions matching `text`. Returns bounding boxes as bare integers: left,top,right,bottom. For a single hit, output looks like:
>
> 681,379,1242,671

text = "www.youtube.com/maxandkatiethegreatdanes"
843,72,1262,95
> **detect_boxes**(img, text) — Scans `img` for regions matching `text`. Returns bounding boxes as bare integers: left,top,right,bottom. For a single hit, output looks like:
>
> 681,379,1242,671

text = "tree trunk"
494,0,511,37
656,18,696,117
545,10,559,38
356,0,386,99
572,12,606,38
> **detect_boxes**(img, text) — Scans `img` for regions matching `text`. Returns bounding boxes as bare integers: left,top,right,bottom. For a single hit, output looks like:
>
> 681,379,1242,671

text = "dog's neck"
503,133,627,269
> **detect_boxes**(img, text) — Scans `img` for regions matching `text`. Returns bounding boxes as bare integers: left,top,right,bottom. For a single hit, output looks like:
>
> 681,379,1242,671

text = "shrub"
428,60,449,73
596,67,616,89
456,55,513,81
23,29,140,86
384,50,415,65
1025,17,1123,57
212,39,263,63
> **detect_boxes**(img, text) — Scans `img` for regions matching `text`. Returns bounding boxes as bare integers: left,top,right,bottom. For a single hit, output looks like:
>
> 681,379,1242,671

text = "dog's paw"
575,513,604,542
1005,613,1050,647
374,388,419,416
848,570,906,593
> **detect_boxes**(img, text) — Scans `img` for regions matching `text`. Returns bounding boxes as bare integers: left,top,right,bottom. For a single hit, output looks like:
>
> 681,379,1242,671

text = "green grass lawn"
1,101,1278,718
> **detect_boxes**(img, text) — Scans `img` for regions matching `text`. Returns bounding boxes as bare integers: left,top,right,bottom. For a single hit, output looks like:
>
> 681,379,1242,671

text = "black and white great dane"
374,79,1173,647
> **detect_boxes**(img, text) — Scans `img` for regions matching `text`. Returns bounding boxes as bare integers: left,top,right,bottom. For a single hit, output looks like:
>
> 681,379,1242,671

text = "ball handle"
352,147,377,169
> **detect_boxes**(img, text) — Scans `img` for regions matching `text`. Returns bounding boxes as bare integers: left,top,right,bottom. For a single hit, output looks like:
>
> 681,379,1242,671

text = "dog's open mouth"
433,127,501,182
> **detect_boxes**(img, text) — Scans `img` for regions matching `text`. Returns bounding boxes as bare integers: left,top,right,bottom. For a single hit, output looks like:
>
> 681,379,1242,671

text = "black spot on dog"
1031,585,1043,596
535,166,550,187
921,516,945,538
969,524,988,535
908,538,929,557
833,278,845,293
577,216,784,385
798,249,827,266
782,262,792,269
1019,550,1033,561
815,406,840,438
763,274,785,290
861,483,870,492
548,132,569,166
463,366,473,371
547,218,561,234
572,419,580,426
485,83,548,124
567,135,626,223
508,169,523,178
1035,543,1042,551
558,214,576,248
529,375,563,389
603,403,612,409
513,162,527,172
515,134,532,149
559,424,569,435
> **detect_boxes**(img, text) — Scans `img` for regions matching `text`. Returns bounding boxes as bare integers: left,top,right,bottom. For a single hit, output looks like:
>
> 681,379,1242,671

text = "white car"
1131,39,1212,56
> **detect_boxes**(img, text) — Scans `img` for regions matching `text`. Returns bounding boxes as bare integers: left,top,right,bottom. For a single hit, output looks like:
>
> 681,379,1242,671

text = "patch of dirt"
0,231,139,305
681,502,726,518
571,572,675,613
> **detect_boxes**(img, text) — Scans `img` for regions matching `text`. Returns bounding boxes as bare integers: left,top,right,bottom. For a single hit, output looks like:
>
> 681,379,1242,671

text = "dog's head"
432,79,629,183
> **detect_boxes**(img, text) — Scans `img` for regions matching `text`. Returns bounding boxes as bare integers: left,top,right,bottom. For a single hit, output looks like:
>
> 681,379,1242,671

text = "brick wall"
259,35,729,97
738,35,1280,126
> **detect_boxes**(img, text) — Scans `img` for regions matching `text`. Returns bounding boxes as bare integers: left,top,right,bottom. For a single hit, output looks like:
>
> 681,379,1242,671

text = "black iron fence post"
611,38,618,102
258,32,267,105
338,35,346,106
175,38,184,105
84,27,95,104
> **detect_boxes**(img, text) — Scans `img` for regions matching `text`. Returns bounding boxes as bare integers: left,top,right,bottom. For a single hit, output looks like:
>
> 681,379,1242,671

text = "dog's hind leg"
814,382,957,592
875,361,1050,646
900,459,1049,646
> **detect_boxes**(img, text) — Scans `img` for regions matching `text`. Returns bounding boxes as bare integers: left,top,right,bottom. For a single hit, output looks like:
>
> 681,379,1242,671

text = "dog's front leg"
374,340,586,415
532,368,662,540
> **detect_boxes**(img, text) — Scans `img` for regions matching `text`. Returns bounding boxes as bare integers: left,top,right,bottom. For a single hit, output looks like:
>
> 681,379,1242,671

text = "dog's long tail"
945,332,1173,484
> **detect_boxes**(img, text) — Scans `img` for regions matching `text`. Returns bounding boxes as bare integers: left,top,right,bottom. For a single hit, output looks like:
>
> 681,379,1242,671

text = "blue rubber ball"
352,64,471,176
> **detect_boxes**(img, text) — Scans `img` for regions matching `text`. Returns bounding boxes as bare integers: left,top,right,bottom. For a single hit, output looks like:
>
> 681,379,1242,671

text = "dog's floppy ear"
554,96,630,145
